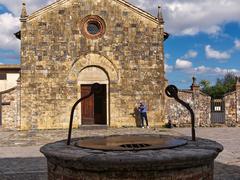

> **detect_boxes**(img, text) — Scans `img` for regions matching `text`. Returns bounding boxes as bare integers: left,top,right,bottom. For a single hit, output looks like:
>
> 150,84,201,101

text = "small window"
87,21,101,35
0,74,7,80
81,15,106,39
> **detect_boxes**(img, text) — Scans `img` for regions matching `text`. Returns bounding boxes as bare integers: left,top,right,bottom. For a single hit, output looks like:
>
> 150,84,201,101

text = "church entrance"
81,84,107,125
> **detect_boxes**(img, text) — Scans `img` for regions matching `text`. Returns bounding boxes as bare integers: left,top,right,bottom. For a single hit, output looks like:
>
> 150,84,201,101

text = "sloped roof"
28,0,160,24
0,64,20,73
223,90,236,97
0,86,17,95
178,89,211,97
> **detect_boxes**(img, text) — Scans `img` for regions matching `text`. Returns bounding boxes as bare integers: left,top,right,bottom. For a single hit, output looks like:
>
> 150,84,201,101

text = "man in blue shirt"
138,102,149,128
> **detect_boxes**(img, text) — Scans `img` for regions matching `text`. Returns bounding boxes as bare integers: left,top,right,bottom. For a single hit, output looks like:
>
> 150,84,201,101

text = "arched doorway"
78,66,109,126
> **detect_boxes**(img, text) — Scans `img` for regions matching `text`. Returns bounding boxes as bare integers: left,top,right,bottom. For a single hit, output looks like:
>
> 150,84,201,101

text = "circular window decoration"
87,21,100,35
81,15,106,39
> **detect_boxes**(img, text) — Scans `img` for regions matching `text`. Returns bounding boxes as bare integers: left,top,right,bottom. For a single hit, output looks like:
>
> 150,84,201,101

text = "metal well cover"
74,135,187,151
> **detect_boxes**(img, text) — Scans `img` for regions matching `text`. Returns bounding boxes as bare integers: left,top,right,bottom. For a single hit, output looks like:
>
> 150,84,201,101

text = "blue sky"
0,0,240,88
165,22,240,87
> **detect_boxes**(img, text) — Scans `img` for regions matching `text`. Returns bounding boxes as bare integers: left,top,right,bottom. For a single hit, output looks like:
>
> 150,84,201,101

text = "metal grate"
120,144,151,149
211,99,225,123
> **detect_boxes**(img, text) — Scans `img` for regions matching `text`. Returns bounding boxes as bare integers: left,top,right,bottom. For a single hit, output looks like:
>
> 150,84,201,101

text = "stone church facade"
14,0,167,130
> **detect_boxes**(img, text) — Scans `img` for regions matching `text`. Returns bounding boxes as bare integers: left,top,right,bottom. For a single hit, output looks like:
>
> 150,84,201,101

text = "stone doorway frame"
67,53,119,128
77,66,110,126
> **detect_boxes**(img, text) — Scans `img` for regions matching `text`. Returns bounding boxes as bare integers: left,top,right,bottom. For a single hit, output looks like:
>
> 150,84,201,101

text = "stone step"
79,125,108,130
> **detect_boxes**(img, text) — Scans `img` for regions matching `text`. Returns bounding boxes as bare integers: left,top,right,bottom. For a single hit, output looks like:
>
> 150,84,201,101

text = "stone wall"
224,92,237,126
223,80,240,127
194,90,212,127
166,90,192,127
237,82,240,124
20,0,165,130
0,86,20,130
165,83,211,127
166,79,240,127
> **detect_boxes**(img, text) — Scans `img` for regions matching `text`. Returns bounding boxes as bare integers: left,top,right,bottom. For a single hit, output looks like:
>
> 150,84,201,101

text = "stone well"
40,134,223,180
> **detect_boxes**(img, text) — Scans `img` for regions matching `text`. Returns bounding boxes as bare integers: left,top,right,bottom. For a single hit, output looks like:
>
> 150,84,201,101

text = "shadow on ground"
0,157,47,180
214,161,240,180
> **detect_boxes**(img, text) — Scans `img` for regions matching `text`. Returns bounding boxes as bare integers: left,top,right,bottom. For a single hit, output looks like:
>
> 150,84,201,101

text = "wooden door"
81,85,94,125
81,84,107,125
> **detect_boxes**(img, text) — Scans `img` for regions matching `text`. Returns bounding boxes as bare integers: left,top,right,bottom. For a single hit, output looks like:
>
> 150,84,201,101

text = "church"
5,0,168,130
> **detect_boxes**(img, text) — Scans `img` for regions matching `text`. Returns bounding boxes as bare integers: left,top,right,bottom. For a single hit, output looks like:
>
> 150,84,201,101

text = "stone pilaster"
16,78,21,129
20,1,32,130
156,6,166,126
236,78,240,124
20,1,28,40
191,76,200,93
190,77,200,126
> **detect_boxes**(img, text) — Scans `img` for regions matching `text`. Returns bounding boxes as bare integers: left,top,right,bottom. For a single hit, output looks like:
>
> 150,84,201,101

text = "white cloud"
234,39,240,49
0,0,55,16
1,0,240,36
171,62,240,76
0,13,20,50
163,0,240,35
183,50,198,59
128,0,240,36
165,53,170,60
175,59,192,70
179,79,187,83
0,0,55,62
193,66,240,76
205,45,230,60
165,64,173,72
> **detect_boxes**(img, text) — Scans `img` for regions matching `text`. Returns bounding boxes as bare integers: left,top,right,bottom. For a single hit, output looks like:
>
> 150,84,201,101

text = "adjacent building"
0,65,20,128
0,65,20,92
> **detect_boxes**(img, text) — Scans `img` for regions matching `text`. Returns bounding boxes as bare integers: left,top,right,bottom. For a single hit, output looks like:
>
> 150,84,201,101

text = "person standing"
138,102,149,128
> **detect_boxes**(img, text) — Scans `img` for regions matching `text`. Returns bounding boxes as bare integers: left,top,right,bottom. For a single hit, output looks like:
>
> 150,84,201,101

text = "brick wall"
223,80,240,127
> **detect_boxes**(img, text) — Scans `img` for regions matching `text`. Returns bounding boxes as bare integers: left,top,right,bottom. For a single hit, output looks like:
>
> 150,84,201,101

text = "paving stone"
0,127,239,179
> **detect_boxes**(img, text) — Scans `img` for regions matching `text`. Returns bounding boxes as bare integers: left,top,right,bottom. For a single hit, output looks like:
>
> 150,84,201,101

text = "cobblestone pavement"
172,127,240,180
0,127,239,180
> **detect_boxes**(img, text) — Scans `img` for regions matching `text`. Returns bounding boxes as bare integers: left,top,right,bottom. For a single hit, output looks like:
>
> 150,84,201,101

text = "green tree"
199,79,211,95
200,73,237,98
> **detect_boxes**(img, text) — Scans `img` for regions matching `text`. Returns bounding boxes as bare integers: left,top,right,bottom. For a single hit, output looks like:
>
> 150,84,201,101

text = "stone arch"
78,66,109,84
68,53,119,83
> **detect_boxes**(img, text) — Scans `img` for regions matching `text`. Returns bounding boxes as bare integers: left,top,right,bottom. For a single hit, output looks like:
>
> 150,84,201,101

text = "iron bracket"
67,83,102,145
165,85,196,141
